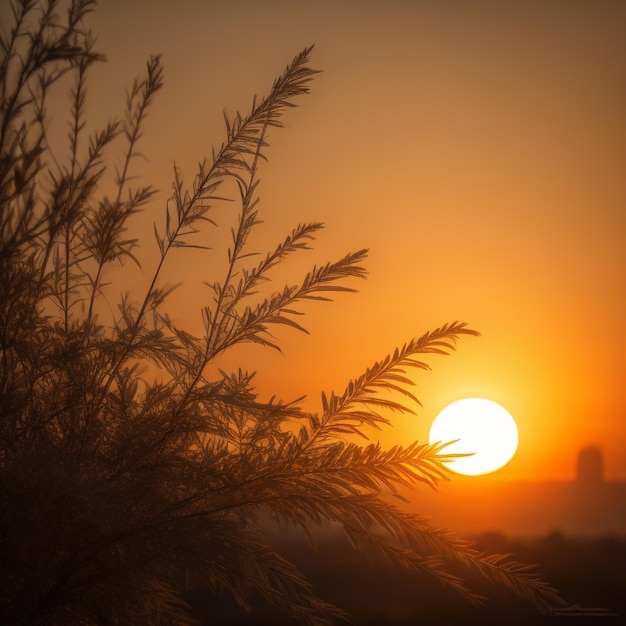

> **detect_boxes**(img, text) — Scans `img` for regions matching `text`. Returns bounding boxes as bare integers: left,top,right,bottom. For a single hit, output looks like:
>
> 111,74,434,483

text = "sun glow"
429,398,519,476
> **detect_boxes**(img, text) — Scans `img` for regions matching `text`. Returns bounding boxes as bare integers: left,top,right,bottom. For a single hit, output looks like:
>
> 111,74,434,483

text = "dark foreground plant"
0,2,564,624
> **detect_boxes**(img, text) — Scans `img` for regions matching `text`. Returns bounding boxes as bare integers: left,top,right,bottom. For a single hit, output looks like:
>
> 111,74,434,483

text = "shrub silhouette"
0,2,563,624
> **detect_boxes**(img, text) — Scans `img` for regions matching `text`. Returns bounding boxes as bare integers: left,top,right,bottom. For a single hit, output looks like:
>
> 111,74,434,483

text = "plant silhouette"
0,2,564,624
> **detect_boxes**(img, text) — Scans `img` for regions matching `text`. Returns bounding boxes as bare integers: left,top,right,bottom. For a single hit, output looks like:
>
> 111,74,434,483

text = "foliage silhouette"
0,2,564,624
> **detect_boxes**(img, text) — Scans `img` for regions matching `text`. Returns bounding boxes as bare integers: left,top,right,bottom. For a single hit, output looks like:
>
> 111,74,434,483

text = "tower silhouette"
576,445,604,485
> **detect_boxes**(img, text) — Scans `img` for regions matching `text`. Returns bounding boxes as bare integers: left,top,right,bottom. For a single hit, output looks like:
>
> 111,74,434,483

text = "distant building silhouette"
576,445,604,485
408,445,626,537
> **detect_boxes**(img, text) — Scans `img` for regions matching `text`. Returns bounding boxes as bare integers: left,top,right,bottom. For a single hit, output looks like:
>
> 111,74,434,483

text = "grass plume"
0,2,563,624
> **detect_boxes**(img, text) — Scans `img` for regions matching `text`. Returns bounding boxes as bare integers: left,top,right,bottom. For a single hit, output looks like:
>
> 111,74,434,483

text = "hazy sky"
42,1,625,481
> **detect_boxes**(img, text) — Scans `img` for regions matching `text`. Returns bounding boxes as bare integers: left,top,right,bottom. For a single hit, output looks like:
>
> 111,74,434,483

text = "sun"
429,398,519,476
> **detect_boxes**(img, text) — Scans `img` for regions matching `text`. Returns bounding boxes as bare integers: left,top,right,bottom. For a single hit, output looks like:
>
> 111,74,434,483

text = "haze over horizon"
403,444,626,538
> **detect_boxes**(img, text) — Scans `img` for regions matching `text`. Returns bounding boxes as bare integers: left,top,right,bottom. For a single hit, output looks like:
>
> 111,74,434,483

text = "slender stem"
0,1,54,153
206,116,270,356
86,62,159,325
90,106,266,420
63,224,70,331
62,64,84,332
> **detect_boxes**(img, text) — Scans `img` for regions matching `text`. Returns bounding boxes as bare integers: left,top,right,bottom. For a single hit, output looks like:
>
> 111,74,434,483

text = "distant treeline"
187,530,625,625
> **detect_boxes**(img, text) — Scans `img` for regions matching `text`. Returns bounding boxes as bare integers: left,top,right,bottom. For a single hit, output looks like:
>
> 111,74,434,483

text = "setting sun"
429,398,519,476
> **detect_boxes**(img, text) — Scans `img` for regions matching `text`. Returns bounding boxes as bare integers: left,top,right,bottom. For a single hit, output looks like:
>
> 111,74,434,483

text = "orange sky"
36,1,625,481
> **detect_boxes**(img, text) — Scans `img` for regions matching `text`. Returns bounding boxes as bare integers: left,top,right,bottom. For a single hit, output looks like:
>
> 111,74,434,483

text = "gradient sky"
42,1,625,481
